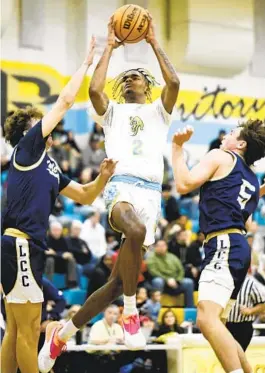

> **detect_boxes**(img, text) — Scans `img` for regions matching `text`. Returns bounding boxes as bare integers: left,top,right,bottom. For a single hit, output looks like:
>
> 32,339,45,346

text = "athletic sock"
123,294,137,315
58,319,79,342
229,369,244,373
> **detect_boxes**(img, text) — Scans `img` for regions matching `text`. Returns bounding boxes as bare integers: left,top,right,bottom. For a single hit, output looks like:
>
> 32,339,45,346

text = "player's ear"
237,140,247,150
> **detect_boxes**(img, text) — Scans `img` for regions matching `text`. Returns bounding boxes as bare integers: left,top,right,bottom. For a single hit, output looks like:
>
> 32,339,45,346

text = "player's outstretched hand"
100,158,118,180
108,16,124,49
172,125,194,147
84,35,96,66
145,12,156,44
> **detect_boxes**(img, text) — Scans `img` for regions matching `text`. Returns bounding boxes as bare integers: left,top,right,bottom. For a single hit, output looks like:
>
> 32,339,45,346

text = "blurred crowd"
1,120,265,373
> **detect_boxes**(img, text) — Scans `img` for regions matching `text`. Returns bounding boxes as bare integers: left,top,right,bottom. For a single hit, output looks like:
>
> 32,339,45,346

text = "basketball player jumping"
171,121,265,373
38,14,179,372
1,37,117,373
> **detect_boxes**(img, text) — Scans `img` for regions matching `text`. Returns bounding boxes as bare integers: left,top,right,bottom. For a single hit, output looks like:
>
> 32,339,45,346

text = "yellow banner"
182,346,265,373
1,60,265,122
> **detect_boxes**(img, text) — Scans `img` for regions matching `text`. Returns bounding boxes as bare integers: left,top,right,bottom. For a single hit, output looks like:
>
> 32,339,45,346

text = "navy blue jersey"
199,151,259,235
2,121,71,249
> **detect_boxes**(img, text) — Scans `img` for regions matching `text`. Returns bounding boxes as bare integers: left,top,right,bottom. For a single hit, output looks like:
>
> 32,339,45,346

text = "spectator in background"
90,122,105,144
52,120,83,178
248,221,265,256
254,255,265,287
45,221,78,288
152,309,184,338
147,240,194,307
89,304,124,345
106,230,120,251
66,220,94,280
82,134,106,170
136,287,149,312
74,167,100,219
161,184,180,223
208,129,226,151
143,290,162,323
87,251,114,297
1,123,13,171
80,211,107,260
168,229,190,264
185,231,205,289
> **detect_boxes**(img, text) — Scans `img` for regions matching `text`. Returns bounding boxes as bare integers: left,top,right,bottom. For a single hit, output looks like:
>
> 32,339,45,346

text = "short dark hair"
4,107,43,147
238,119,265,166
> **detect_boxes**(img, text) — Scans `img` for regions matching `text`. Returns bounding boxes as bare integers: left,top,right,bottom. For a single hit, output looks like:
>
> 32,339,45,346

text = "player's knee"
196,303,217,333
127,222,146,243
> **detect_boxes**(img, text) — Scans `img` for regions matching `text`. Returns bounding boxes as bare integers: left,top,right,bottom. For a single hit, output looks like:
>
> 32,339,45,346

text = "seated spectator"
74,167,99,219
89,304,124,345
168,229,190,264
185,231,205,289
106,230,120,251
90,122,105,144
143,290,162,323
80,211,107,259
152,309,184,338
45,221,78,288
87,251,114,297
136,287,149,314
254,255,265,286
66,220,92,266
147,240,194,307
1,123,12,171
161,184,180,223
249,221,265,256
52,120,82,178
82,134,106,170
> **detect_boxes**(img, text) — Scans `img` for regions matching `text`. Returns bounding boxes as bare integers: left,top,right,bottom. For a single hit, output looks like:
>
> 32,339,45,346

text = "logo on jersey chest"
46,160,60,183
129,116,144,136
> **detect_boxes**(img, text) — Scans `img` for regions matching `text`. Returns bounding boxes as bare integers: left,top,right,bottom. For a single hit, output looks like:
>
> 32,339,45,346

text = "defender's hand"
145,13,156,45
172,125,194,147
99,158,118,180
84,36,96,66
108,17,124,49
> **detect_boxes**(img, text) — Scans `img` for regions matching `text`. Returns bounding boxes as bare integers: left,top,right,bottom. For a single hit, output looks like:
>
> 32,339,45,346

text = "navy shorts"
199,233,250,310
1,235,45,303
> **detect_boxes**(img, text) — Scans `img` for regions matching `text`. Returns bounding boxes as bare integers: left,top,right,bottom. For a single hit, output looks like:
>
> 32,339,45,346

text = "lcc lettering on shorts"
214,240,228,270
19,245,29,287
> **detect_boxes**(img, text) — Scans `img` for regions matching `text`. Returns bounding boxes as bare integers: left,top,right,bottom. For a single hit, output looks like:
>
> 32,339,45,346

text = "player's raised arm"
145,14,179,114
41,36,95,138
171,126,224,194
60,159,117,205
89,17,123,115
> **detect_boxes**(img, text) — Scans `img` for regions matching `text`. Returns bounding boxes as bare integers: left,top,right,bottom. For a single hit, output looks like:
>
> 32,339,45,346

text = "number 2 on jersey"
237,179,255,209
132,140,143,155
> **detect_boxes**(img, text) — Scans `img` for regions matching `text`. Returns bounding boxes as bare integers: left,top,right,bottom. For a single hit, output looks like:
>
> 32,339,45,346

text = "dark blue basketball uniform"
1,121,71,303
198,151,260,311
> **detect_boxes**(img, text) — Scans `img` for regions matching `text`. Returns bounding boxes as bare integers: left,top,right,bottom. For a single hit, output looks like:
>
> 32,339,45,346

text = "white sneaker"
122,313,146,350
38,321,66,373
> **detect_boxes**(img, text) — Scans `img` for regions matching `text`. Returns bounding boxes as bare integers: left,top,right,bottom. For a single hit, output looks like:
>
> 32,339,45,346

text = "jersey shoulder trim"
13,147,46,171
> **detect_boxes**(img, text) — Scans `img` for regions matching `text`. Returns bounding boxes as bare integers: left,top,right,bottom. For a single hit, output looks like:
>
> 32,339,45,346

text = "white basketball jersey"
88,98,173,184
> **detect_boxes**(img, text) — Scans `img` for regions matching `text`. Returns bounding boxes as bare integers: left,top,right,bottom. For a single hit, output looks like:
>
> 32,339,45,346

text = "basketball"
113,4,150,44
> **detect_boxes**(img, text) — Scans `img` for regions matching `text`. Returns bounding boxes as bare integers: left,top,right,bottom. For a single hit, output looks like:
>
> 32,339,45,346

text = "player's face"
220,127,246,152
122,71,147,98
